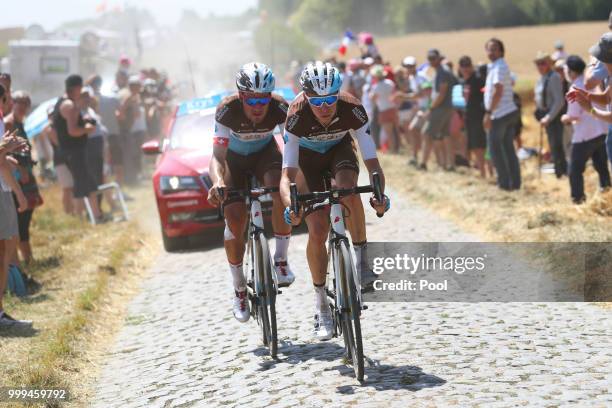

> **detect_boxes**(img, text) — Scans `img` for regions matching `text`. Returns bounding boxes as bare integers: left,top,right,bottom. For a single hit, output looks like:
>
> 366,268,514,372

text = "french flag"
338,30,355,56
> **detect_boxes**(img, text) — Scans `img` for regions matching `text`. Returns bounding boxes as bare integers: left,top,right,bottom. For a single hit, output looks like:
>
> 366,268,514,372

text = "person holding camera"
52,74,102,221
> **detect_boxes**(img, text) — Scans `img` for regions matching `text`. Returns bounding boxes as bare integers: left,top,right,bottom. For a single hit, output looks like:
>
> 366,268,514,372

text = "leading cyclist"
280,61,390,340
208,63,295,323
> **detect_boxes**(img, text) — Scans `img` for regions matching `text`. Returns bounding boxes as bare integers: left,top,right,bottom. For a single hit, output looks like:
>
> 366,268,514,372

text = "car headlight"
160,176,201,193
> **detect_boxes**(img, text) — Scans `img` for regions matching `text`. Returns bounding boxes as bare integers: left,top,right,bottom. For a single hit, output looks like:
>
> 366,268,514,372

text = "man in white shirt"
561,55,610,204
483,38,521,191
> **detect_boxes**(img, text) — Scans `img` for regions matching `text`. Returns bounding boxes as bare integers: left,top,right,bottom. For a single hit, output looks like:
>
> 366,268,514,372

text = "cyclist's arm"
353,123,386,194
280,130,299,208
210,122,230,185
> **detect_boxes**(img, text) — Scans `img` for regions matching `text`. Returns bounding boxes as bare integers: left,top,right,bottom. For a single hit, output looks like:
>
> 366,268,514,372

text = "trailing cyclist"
208,62,295,323
279,61,390,340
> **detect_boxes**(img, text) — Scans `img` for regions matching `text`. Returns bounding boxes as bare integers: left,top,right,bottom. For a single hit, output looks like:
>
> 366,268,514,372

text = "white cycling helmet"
299,61,342,96
236,62,275,93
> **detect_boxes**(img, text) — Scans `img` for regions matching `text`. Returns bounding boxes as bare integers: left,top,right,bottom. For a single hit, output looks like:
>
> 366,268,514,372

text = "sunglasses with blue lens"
245,97,271,106
307,95,338,107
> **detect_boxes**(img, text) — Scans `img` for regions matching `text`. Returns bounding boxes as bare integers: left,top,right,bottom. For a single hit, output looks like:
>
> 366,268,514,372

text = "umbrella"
24,97,58,139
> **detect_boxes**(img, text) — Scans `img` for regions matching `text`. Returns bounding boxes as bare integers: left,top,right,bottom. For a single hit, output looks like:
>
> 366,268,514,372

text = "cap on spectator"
11,90,31,107
87,74,102,89
589,32,612,64
402,56,417,67
80,86,94,97
363,57,375,66
370,65,385,79
427,49,442,60
65,74,83,90
554,40,564,50
554,59,566,69
565,55,586,74
128,75,142,86
533,51,552,63
348,59,361,71
119,55,132,66
421,81,432,90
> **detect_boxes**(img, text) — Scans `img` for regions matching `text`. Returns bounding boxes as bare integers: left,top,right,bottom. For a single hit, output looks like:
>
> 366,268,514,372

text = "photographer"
52,75,102,221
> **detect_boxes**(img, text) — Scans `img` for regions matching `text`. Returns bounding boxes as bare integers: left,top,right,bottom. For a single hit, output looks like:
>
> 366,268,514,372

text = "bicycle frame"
327,199,362,313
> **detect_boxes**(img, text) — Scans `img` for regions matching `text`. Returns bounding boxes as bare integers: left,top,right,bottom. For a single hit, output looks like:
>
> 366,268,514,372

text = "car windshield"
168,111,215,152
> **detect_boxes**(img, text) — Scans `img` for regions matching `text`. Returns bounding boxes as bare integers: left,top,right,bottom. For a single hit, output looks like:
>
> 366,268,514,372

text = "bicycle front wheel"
338,240,364,381
254,231,278,358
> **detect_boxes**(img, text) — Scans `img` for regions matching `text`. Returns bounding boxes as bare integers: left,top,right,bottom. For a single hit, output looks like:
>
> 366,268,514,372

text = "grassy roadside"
0,184,158,407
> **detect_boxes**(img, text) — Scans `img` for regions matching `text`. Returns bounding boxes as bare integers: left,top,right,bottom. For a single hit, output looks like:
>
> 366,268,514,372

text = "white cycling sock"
274,233,290,263
229,262,246,291
314,284,327,312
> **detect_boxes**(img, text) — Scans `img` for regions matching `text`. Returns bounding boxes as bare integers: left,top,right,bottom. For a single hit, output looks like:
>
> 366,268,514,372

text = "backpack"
7,264,27,297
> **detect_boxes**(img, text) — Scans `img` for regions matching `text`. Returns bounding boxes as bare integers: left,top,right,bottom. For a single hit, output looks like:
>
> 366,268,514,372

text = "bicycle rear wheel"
338,240,364,381
254,231,278,358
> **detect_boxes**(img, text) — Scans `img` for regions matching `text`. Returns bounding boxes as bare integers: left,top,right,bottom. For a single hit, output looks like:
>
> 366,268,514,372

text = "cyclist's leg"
299,146,334,336
331,138,365,243
223,153,250,291
256,142,295,285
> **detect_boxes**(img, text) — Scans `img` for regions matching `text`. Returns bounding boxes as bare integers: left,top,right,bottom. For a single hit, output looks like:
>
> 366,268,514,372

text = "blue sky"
1,0,257,30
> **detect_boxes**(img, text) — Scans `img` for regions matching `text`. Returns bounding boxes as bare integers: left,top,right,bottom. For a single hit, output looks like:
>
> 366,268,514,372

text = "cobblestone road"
93,187,612,408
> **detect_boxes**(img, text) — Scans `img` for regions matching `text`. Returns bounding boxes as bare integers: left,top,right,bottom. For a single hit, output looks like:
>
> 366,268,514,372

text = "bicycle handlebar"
289,171,384,218
218,186,279,202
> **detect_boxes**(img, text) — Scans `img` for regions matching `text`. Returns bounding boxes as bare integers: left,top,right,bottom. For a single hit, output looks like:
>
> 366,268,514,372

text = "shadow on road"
250,339,446,392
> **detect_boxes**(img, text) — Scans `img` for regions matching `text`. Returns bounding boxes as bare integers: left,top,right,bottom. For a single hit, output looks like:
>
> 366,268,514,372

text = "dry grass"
346,20,606,86
0,184,158,407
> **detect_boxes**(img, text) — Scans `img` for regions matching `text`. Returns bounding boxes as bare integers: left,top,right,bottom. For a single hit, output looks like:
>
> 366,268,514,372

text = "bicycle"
219,180,280,358
289,172,384,381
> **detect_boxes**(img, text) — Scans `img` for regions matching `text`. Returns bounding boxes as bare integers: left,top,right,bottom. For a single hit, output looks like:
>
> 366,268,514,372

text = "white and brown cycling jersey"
213,93,288,156
282,91,377,169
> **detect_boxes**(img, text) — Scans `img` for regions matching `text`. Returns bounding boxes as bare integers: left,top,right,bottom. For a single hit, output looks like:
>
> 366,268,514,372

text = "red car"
142,90,294,251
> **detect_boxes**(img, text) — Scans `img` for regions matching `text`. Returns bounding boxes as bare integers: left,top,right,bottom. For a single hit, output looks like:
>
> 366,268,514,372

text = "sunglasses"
307,95,338,107
245,97,271,106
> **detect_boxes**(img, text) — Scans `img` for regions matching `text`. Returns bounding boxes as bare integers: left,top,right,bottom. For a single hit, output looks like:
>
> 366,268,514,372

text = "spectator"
421,49,454,170
46,107,74,214
0,84,31,327
117,75,146,185
52,74,102,221
143,78,162,141
534,51,568,178
370,65,400,153
552,40,568,62
79,87,107,205
579,28,612,168
0,73,13,113
483,38,521,191
346,59,366,100
90,76,123,185
459,56,487,177
399,56,425,166
561,55,610,204
511,74,525,152
4,91,43,264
